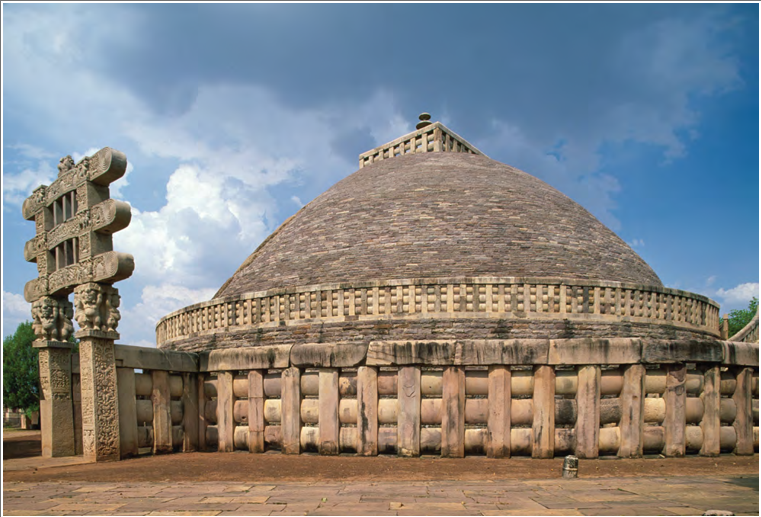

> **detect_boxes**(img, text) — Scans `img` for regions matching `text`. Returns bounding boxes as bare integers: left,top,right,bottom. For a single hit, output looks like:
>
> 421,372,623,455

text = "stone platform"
4,476,759,516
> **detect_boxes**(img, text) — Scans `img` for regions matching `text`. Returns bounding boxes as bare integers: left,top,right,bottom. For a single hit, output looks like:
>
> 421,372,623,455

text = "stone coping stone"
112,339,759,373
32,340,75,349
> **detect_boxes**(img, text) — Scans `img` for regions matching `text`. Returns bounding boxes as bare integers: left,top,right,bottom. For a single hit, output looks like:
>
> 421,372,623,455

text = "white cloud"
629,238,645,248
118,284,217,345
2,291,30,336
715,282,759,306
705,275,717,287
2,160,57,207
291,195,304,208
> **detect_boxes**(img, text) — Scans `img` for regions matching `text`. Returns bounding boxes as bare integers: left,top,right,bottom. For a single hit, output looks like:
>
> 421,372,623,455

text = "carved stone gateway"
23,147,134,462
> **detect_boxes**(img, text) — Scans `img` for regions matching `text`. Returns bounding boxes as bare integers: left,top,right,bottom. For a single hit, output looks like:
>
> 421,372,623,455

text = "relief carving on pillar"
31,296,74,342
79,338,119,459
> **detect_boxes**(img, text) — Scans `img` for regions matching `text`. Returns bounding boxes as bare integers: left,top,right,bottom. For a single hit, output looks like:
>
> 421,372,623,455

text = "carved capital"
31,296,74,342
74,283,120,334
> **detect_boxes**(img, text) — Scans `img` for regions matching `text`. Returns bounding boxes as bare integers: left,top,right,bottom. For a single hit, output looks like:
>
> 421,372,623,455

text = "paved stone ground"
3,476,758,516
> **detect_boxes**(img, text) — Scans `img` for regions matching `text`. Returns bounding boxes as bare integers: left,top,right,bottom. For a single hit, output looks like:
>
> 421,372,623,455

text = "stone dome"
216,152,662,298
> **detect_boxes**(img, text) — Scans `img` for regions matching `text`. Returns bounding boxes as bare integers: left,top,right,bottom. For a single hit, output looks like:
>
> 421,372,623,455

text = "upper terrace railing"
730,311,760,344
156,277,721,347
358,121,485,168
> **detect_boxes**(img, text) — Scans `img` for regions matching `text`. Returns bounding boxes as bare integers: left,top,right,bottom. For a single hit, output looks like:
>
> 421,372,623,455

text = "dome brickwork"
217,153,661,298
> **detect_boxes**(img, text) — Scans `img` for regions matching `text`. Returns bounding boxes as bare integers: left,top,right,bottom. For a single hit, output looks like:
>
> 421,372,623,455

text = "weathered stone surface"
37,344,76,458
733,368,754,455
549,338,641,365
397,366,421,457
643,340,724,364
532,365,555,459
318,369,339,455
486,365,511,458
204,345,290,371
281,367,301,454
291,343,367,368
248,370,265,453
575,365,600,459
116,368,138,459
368,341,456,365
663,364,687,457
700,366,721,457
440,367,465,458
80,337,120,462
151,370,172,455
181,372,198,452
216,372,235,453
457,339,549,365
722,341,759,366
356,366,378,456
115,344,198,372
618,364,645,458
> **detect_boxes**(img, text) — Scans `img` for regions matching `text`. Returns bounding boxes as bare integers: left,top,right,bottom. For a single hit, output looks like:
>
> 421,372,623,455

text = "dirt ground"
4,430,758,484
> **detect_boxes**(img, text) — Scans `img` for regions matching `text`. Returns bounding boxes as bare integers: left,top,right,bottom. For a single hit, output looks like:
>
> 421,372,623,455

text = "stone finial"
415,112,432,130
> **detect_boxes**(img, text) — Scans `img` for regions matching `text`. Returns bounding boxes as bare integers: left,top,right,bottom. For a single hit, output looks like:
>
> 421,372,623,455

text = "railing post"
618,364,645,458
151,370,172,455
319,368,340,455
281,366,302,455
575,365,601,459
398,366,421,457
532,365,555,459
182,372,198,452
116,367,138,459
733,367,754,455
487,365,511,458
441,366,465,458
700,365,720,456
357,366,378,456
663,363,686,457
216,371,235,452
248,370,265,453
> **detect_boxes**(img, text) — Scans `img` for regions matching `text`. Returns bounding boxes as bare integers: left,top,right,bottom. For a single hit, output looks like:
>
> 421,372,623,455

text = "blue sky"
2,3,759,347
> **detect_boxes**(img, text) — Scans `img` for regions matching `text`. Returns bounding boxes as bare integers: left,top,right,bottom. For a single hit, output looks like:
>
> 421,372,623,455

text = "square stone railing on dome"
155,279,721,346
80,338,758,459
358,122,485,169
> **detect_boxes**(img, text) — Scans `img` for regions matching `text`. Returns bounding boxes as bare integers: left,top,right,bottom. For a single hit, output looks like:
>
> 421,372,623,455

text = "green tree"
2,322,39,412
723,297,759,338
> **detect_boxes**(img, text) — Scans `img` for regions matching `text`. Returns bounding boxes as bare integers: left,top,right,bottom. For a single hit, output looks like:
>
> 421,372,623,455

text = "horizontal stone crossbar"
111,339,760,373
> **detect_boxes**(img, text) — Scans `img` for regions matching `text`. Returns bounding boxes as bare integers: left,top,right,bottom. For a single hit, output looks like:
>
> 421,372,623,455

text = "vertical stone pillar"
319,368,340,455
663,363,686,457
281,366,302,455
197,373,207,452
151,370,172,454
79,334,120,462
575,365,601,459
35,341,76,458
487,365,511,458
619,364,645,458
532,365,555,459
248,370,265,453
700,365,720,457
216,371,235,453
397,366,421,457
182,372,198,452
733,367,754,455
441,366,465,458
116,367,138,459
357,366,378,456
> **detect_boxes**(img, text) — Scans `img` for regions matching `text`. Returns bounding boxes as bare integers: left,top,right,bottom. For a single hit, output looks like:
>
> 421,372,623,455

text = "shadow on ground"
3,430,41,460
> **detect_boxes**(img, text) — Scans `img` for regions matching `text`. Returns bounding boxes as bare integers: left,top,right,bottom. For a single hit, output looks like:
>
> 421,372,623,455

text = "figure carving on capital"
74,282,120,333
31,296,74,342
58,155,75,175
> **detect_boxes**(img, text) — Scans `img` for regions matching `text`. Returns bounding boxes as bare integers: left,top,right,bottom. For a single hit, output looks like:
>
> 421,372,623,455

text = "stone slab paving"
3,476,757,516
